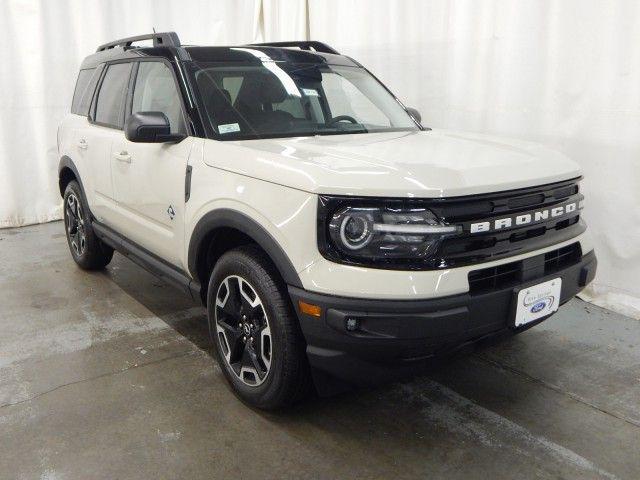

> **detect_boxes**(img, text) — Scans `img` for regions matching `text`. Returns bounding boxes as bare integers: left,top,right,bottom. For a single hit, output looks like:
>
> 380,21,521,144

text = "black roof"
80,32,359,69
184,46,358,66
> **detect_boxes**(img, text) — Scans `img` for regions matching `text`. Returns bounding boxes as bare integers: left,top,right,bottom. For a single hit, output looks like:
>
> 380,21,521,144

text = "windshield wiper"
321,124,368,134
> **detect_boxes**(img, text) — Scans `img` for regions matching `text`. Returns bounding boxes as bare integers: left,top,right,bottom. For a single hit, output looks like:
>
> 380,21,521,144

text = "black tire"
63,180,114,270
207,245,312,410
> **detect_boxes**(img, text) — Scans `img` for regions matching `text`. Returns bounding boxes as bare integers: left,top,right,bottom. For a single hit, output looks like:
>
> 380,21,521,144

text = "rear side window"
94,63,132,128
71,68,98,116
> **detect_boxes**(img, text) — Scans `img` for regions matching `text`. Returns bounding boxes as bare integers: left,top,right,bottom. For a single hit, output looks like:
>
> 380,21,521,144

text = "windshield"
191,60,419,140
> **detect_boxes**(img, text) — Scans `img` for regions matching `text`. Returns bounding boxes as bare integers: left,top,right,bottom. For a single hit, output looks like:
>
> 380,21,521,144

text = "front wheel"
207,245,311,409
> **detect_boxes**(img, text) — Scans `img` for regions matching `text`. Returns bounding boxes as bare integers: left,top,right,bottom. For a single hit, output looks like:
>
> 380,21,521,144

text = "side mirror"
125,111,185,143
406,107,422,124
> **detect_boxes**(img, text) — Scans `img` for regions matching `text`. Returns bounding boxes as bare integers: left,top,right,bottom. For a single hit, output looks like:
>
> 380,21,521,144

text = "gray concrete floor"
1,221,639,480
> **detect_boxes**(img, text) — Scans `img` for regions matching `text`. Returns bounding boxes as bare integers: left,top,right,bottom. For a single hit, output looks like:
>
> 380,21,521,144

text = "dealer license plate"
514,278,562,327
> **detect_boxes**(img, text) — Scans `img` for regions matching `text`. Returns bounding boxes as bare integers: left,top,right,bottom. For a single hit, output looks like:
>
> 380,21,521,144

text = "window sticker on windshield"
301,88,319,97
218,123,241,134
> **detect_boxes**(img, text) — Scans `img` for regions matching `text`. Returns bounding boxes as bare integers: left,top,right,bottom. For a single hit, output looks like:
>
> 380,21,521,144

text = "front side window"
131,62,186,134
94,63,132,128
192,58,418,140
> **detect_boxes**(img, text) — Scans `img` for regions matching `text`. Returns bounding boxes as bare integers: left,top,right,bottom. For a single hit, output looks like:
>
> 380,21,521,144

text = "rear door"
109,60,194,268
86,62,133,222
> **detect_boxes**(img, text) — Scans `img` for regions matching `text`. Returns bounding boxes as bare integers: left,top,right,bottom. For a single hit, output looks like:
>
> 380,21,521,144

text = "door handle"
114,151,131,163
78,139,88,150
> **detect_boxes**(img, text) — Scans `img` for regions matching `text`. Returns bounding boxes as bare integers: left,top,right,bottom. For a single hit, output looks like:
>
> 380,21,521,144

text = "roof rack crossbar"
249,41,339,55
96,32,181,52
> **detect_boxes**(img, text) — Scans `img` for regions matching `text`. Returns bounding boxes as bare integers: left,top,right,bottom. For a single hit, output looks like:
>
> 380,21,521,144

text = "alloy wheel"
65,193,86,257
215,275,272,386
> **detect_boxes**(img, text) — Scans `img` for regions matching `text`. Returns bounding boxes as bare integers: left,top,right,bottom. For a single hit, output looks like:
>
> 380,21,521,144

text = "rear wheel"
63,181,113,270
207,245,311,409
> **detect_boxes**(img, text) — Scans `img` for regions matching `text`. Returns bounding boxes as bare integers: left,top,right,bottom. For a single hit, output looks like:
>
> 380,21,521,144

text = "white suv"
58,32,597,409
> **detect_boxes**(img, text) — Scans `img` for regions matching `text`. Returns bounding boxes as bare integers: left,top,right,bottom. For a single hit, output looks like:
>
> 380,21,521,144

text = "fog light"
345,317,359,331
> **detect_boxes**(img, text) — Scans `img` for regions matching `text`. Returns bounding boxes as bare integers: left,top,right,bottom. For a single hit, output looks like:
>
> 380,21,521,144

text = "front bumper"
289,249,596,393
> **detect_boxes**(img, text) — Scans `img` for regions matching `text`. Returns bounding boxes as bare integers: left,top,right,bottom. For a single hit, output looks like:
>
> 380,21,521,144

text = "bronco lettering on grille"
469,201,582,234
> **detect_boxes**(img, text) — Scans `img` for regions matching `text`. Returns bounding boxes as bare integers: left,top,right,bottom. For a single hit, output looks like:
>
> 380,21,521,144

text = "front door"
110,60,194,268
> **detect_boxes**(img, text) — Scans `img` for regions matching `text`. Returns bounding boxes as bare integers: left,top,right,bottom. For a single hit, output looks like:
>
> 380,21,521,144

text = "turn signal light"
298,300,322,317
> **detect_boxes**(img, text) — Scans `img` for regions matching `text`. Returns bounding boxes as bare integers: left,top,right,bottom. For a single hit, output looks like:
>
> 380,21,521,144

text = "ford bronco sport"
57,32,597,409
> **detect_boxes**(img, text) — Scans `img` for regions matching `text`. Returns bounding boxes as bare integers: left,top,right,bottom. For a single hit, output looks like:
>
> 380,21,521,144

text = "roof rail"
249,41,339,55
96,32,181,52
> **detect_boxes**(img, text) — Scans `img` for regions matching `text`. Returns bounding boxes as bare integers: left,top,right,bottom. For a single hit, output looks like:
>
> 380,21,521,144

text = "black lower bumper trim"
289,250,596,393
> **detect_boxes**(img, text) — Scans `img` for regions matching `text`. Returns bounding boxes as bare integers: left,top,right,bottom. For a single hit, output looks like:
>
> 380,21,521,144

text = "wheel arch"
188,209,303,297
58,156,84,198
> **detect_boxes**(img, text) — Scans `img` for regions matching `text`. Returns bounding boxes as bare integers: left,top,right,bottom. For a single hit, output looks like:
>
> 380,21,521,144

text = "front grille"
430,178,585,268
468,242,582,294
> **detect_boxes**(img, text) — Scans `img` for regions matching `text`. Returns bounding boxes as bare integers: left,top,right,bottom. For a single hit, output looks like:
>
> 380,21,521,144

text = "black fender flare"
58,155,85,198
188,209,303,288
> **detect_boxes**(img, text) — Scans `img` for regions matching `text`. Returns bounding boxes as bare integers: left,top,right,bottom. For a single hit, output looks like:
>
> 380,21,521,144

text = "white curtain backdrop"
1,0,638,317
259,0,309,41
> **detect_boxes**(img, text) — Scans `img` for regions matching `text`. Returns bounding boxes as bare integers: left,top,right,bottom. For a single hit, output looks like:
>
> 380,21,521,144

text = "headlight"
319,198,460,268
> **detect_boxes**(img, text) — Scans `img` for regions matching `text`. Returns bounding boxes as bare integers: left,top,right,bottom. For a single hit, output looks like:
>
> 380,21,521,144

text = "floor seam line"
0,349,197,410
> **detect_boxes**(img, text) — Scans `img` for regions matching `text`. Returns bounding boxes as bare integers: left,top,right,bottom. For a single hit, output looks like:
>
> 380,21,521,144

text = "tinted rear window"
71,68,98,116
94,63,132,128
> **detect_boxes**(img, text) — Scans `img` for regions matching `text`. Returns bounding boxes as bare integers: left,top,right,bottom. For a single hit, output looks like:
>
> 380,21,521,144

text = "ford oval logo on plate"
530,301,547,314
515,278,561,328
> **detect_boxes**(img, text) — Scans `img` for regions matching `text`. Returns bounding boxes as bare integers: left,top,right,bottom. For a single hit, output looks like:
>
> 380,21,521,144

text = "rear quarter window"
71,68,99,116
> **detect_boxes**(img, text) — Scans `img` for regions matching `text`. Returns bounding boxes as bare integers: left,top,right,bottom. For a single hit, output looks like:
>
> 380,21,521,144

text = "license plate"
514,278,562,327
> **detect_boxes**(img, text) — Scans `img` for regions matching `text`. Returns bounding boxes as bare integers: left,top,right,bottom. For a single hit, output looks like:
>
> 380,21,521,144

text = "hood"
204,129,582,198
